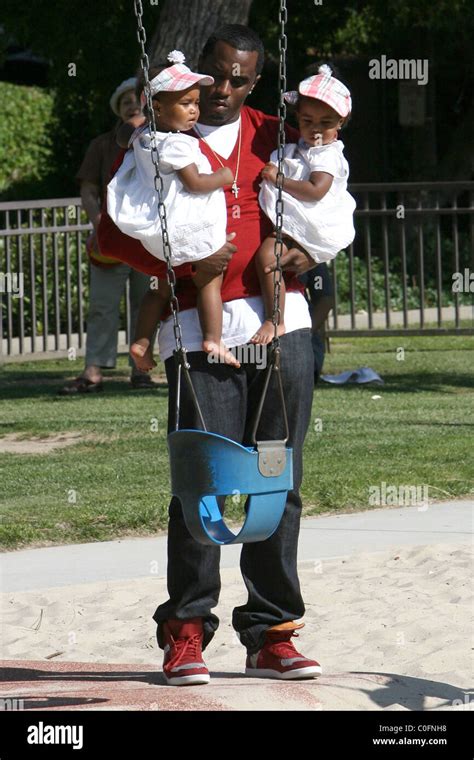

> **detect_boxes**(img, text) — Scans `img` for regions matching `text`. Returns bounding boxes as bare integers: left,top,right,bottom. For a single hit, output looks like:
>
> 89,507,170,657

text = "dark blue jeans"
153,328,314,655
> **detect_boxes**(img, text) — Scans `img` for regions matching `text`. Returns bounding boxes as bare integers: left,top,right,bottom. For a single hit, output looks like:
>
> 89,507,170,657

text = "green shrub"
0,82,56,200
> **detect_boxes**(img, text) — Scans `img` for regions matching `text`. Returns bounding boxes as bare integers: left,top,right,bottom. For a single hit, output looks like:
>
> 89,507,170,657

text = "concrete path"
1,500,472,593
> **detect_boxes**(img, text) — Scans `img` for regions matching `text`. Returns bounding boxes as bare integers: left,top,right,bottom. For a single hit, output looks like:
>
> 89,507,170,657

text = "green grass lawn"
1,333,473,550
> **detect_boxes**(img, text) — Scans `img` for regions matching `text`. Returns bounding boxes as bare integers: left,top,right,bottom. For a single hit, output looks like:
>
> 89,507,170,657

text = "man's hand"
193,232,237,276
261,162,278,186
264,242,315,275
128,114,146,130
116,115,147,149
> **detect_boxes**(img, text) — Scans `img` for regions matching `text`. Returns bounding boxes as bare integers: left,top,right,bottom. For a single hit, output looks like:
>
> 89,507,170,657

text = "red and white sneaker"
162,617,210,686
245,621,322,680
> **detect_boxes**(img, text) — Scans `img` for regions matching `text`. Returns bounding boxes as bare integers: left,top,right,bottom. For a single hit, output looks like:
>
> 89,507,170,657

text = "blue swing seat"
168,429,293,545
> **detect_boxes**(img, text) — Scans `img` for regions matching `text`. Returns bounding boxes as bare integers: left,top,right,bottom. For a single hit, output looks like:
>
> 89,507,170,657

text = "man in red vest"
99,24,322,685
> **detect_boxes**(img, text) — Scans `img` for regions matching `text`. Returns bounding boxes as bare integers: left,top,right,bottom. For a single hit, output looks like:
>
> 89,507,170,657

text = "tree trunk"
149,0,254,69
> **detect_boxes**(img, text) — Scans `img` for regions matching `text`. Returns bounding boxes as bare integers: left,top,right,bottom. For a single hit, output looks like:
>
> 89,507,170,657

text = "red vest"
97,106,304,311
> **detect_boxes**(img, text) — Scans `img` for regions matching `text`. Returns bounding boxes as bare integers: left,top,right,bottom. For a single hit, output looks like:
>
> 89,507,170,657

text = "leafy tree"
0,0,472,193
0,0,252,196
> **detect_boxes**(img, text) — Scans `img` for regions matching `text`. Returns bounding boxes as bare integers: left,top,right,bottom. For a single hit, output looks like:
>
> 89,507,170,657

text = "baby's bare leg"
192,269,240,368
130,281,170,371
251,234,288,344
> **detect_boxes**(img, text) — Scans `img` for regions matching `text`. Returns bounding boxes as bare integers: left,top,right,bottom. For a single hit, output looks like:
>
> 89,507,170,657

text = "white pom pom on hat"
167,50,186,65
318,64,333,77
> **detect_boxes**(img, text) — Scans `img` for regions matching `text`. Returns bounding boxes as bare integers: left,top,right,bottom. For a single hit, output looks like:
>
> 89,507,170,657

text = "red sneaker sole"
245,665,322,679
164,672,210,686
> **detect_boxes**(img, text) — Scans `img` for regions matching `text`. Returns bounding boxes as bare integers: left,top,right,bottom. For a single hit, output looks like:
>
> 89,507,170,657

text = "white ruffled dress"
258,138,356,262
107,126,227,265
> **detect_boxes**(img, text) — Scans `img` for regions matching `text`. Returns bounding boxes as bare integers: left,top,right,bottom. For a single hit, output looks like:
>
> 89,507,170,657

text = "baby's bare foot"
130,339,156,372
203,340,240,368
250,320,285,344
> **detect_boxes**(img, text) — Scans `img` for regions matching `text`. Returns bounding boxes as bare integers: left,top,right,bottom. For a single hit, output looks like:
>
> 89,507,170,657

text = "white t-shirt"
158,291,311,361
157,118,311,361
192,118,241,159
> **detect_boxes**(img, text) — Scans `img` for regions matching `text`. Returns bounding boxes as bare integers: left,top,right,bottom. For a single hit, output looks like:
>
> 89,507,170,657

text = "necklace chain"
194,118,242,198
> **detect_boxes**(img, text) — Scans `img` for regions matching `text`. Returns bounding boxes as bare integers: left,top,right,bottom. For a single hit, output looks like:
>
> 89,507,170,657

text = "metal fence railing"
1,182,473,360
326,181,473,337
0,197,132,360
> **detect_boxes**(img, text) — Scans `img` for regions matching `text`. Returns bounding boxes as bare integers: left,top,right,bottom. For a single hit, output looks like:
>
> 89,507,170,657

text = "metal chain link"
133,0,188,361
272,0,288,344
133,0,288,436
250,0,290,444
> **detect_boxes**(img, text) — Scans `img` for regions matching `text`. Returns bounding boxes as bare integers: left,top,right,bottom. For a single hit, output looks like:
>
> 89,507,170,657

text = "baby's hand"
261,162,278,185
217,167,234,185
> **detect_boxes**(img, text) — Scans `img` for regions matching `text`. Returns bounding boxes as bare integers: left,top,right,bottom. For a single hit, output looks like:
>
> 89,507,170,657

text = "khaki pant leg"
85,263,130,368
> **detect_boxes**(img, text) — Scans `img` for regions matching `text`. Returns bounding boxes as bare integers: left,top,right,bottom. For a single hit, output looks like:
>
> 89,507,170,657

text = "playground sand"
1,543,472,710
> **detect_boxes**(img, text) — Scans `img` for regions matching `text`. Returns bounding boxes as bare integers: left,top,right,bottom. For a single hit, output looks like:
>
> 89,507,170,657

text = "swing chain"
133,0,187,362
249,0,290,445
133,0,207,432
271,0,288,345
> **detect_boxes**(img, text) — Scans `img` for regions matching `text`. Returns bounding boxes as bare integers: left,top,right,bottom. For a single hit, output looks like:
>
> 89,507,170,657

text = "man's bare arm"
80,181,101,230
311,295,335,331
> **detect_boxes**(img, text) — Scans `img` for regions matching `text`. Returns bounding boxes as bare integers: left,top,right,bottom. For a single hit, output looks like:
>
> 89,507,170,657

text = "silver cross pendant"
231,180,239,199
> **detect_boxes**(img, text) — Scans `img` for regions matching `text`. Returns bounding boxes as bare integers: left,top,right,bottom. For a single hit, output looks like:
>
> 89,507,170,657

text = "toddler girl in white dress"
107,51,238,369
253,64,356,344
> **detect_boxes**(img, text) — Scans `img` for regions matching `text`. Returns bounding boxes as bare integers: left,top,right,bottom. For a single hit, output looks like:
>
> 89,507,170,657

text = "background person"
59,78,156,394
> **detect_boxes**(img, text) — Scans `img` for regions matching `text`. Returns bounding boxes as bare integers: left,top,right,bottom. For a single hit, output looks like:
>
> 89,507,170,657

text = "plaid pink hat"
284,64,352,118
149,50,214,95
